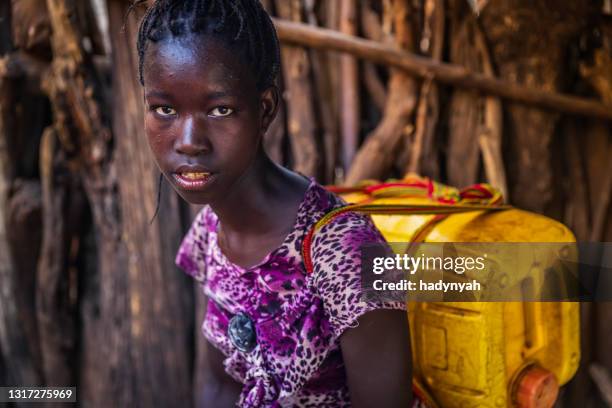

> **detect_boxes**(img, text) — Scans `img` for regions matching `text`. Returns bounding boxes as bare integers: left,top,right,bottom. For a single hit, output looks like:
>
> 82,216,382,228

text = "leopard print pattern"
175,178,409,407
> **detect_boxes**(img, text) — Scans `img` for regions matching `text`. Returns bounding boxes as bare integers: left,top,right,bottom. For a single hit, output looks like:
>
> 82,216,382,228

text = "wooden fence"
0,0,610,406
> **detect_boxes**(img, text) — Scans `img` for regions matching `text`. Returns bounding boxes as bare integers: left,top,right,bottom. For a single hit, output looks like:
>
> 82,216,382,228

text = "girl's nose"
175,116,209,156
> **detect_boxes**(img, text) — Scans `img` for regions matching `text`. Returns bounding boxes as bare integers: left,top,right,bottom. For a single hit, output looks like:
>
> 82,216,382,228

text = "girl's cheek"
145,118,166,145
144,117,156,143
144,127,170,160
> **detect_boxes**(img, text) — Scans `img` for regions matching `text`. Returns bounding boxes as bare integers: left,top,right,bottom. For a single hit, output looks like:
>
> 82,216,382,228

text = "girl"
137,1,414,406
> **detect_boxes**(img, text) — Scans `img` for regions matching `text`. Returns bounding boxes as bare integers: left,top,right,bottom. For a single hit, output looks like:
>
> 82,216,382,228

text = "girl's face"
142,36,277,205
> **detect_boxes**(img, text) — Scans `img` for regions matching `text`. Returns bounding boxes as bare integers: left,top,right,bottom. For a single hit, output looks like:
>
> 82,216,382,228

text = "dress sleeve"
175,206,210,283
310,211,407,339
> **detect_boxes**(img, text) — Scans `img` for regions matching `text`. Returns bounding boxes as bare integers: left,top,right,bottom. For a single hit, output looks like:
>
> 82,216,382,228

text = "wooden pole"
273,19,612,121
338,0,359,172
344,0,419,184
275,0,319,177
406,0,444,179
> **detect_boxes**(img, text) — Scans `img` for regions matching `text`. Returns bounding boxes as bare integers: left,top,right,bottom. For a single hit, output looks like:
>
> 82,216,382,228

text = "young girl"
137,1,414,406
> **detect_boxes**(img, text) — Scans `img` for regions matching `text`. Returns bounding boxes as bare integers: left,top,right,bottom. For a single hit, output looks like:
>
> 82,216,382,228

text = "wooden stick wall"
0,0,610,406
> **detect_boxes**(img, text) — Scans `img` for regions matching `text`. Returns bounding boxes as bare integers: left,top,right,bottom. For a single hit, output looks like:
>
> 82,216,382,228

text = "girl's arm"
340,309,413,408
201,337,243,407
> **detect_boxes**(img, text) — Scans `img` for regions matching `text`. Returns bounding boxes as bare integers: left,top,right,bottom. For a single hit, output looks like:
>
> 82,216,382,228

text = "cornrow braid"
136,0,280,92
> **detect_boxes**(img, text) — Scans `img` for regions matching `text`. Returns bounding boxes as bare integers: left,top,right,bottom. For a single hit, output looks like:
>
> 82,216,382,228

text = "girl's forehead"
143,36,254,91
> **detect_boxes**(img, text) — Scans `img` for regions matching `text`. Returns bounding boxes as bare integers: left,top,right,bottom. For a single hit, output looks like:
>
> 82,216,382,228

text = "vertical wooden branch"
407,76,433,174
339,0,360,172
361,0,387,112
305,0,339,183
447,11,506,196
326,0,341,138
42,0,124,402
0,71,42,388
579,25,612,242
42,0,193,405
275,0,318,176
446,15,483,187
37,126,79,387
0,1,43,388
474,21,506,198
480,1,592,213
103,2,193,407
590,158,612,241
260,0,286,165
561,119,591,240
406,0,444,178
346,0,419,184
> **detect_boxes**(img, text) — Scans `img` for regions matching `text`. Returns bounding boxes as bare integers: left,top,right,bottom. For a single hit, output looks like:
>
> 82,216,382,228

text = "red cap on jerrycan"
515,365,559,408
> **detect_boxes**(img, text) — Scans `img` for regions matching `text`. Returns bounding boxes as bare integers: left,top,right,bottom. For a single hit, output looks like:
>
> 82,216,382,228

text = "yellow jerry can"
335,176,580,408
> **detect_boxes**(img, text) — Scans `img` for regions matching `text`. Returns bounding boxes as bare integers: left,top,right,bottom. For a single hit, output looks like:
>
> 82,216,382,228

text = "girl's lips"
172,172,215,191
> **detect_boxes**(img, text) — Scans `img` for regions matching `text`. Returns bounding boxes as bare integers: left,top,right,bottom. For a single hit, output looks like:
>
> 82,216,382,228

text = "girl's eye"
209,106,234,117
154,106,177,117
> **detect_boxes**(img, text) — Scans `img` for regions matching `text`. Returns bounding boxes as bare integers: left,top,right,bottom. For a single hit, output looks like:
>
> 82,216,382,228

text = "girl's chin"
176,189,215,206
168,174,219,205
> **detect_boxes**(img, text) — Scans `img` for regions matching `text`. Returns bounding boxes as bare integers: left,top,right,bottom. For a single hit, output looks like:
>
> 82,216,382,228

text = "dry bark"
446,14,479,187
360,1,387,112
81,2,193,406
261,0,286,165
345,0,419,184
406,0,444,179
362,62,386,112
325,0,342,180
339,0,360,172
447,10,506,197
577,21,612,399
275,0,319,177
273,19,612,121
36,1,194,405
0,70,43,389
305,0,339,183
36,126,80,387
562,121,591,241
0,0,44,390
480,1,594,213
11,0,52,59
42,0,121,400
579,22,612,242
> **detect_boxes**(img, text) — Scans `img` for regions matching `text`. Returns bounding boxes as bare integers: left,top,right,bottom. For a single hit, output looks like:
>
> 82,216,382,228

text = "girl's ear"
260,86,280,134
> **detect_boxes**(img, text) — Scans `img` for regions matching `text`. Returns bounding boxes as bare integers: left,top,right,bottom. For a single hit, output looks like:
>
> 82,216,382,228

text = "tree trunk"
480,0,594,213
78,2,194,406
37,0,195,405
447,6,505,197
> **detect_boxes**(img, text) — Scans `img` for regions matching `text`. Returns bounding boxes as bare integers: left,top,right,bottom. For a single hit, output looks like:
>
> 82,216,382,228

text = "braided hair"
135,0,281,92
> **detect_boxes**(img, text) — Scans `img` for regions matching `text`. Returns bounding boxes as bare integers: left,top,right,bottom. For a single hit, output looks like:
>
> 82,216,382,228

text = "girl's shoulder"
305,182,405,338
174,205,216,282
305,179,387,254
296,178,377,232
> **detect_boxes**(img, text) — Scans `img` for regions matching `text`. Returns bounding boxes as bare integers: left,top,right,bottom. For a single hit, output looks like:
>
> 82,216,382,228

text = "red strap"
301,178,508,275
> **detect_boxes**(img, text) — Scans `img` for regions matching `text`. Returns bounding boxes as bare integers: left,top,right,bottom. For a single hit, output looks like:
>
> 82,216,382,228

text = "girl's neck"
209,153,309,241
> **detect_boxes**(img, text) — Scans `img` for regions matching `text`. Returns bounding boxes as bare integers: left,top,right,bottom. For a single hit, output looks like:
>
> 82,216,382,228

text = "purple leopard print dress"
175,178,409,407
